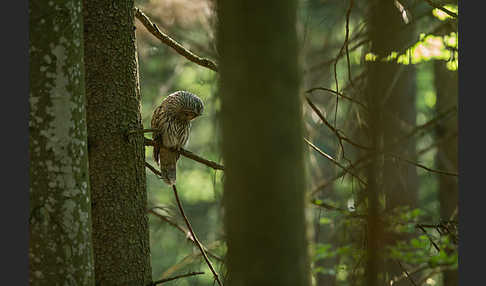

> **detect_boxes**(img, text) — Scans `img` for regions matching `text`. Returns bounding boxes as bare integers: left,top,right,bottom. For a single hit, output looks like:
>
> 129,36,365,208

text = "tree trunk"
379,2,418,284
365,0,418,284
29,1,95,285
217,1,311,285
83,1,152,285
434,60,458,286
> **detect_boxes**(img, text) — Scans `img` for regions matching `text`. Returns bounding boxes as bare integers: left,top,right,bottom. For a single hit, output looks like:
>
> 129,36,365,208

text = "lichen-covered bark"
29,1,95,285
83,1,152,285
218,1,310,285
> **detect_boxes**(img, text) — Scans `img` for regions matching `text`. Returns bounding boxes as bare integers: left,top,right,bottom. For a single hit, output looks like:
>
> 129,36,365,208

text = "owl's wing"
151,105,165,165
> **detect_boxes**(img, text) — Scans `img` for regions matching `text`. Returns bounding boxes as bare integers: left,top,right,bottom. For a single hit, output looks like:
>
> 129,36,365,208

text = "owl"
151,91,204,185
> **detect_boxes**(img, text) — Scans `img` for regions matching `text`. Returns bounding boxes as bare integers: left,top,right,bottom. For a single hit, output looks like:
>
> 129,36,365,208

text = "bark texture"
218,1,310,285
29,0,95,285
83,1,152,285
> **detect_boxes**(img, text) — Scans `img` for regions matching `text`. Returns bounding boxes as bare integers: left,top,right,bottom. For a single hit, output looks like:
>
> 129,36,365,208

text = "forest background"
134,0,458,285
28,0,459,285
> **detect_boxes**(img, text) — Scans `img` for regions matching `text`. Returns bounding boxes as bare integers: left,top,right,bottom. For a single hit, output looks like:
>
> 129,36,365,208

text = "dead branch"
144,138,224,171
305,96,372,151
171,185,223,286
151,272,204,285
304,138,367,186
306,87,368,110
134,7,218,72
422,0,457,18
148,207,224,262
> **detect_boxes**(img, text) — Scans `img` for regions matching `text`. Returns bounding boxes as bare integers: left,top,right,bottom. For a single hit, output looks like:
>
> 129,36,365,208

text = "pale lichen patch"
44,54,52,64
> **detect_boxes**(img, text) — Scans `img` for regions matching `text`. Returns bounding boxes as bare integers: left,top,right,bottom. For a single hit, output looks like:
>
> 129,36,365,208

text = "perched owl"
151,91,204,185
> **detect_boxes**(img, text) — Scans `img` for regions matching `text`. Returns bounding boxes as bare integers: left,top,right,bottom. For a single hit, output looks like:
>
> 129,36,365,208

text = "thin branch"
386,153,458,177
172,185,223,286
148,207,224,262
332,0,354,126
310,122,457,196
306,87,367,110
305,96,372,151
134,7,218,72
308,37,369,73
401,106,456,143
416,130,457,156
344,0,354,85
145,138,224,170
179,148,225,171
416,224,441,252
148,207,188,237
390,263,452,285
396,260,418,286
304,138,367,186
128,128,160,135
305,96,346,158
422,0,458,18
151,272,204,285
146,162,162,177
311,199,366,219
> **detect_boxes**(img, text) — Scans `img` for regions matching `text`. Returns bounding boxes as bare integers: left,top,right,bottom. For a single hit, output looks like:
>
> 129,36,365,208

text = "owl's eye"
183,111,197,119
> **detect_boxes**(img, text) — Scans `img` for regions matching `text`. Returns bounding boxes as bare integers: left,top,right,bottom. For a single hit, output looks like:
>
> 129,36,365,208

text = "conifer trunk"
29,0,95,284
83,1,152,285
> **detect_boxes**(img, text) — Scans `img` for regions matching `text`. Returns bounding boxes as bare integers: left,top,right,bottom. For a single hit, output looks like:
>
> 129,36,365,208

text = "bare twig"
416,130,457,156
400,106,456,143
344,0,354,85
151,272,204,285
144,138,224,170
416,224,441,252
304,138,367,186
171,185,223,286
128,128,160,135
386,153,458,177
310,120,457,196
332,0,355,125
179,148,225,171
305,96,346,158
148,207,188,237
148,207,224,262
146,162,162,177
305,96,372,151
311,199,366,219
422,0,458,18
134,7,218,72
306,87,367,110
396,260,418,286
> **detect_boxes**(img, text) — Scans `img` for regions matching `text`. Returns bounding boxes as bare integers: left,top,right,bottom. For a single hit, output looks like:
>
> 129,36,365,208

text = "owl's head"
170,91,204,121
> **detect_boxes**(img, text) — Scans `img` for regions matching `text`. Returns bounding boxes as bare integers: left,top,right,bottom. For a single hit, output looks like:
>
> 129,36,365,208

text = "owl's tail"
153,144,160,166
160,163,176,186
158,147,178,186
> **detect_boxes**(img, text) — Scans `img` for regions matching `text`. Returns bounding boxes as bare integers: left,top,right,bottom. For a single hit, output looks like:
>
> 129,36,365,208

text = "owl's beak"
187,112,198,120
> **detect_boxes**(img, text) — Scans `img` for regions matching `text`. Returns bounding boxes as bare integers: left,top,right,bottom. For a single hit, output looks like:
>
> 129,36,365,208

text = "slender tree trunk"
434,60,458,286
83,1,152,285
379,2,418,284
218,1,311,285
29,1,95,285
365,0,418,284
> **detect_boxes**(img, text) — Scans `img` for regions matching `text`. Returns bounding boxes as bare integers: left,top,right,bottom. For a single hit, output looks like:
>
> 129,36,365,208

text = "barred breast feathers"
150,90,203,169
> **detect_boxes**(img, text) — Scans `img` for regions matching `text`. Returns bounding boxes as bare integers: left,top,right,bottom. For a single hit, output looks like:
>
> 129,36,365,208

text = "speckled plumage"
151,91,204,185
